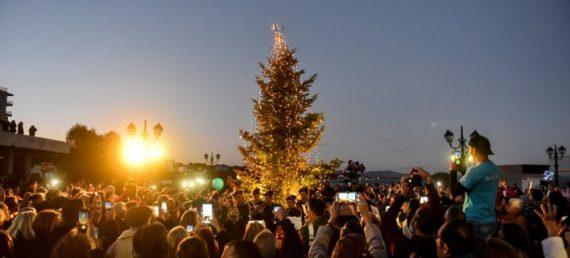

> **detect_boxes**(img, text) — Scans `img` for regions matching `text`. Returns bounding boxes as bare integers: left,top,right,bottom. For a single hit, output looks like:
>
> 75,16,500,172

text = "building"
498,164,549,192
0,86,70,183
0,86,13,121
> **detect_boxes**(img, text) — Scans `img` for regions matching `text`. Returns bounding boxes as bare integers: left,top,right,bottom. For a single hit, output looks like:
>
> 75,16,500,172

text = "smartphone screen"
94,227,99,239
78,211,89,225
347,192,357,203
105,201,112,209
336,192,357,203
161,201,168,212
336,192,348,203
273,205,282,213
153,206,160,217
385,206,391,212
202,204,213,224
186,225,194,233
420,196,428,204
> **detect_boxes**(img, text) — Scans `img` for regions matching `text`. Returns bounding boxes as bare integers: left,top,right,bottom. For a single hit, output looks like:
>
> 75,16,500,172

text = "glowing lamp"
127,123,137,137
153,123,163,139
50,179,60,187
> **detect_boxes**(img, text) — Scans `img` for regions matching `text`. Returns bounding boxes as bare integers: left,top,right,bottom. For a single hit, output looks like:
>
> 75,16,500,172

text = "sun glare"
123,137,165,166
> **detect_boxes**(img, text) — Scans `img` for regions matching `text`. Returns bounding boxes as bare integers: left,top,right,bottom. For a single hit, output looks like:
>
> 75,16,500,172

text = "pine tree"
238,25,324,200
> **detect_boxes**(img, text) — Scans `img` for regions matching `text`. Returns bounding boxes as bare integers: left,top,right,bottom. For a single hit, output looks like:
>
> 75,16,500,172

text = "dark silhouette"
2,120,9,131
29,125,37,136
17,121,24,134
9,120,16,133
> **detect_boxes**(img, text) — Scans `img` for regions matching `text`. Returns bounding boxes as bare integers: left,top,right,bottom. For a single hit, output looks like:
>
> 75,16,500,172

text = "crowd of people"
0,135,568,258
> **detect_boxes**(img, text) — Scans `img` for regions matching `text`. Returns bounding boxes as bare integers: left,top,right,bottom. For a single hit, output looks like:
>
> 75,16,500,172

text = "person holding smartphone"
380,170,442,258
449,134,500,242
272,206,305,258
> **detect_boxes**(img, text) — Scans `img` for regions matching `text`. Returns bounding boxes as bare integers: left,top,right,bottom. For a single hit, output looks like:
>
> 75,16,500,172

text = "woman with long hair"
5,210,36,258
243,222,265,242
196,227,220,258
177,236,210,258
50,233,92,258
31,210,61,258
331,234,372,258
167,226,189,258
253,229,277,258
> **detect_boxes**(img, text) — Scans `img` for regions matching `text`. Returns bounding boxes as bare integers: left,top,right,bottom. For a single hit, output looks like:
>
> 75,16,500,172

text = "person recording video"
449,134,500,242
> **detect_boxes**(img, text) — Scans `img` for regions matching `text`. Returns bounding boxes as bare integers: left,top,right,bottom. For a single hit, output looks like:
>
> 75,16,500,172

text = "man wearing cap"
449,134,500,241
286,195,302,217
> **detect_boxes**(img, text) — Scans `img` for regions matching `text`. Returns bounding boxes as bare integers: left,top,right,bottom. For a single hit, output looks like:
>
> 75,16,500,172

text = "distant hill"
361,170,404,179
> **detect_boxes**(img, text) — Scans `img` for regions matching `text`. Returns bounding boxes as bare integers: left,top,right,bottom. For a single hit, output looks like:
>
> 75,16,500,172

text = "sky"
1,0,569,172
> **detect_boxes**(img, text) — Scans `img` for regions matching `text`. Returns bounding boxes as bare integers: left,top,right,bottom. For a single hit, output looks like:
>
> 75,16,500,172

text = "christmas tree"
238,25,324,200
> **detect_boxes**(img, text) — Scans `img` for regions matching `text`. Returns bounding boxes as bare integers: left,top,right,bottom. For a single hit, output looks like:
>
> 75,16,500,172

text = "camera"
408,170,422,187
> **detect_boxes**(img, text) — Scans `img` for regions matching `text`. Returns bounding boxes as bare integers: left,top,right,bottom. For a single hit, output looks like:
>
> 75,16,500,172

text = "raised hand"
535,203,561,238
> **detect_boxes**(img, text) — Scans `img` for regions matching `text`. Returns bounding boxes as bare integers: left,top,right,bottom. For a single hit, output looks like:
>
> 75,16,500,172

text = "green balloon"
212,178,224,190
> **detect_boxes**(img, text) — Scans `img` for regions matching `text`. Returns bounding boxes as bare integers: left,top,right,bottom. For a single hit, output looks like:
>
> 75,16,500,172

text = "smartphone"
161,201,168,212
202,204,213,224
453,150,462,165
94,227,99,239
78,210,89,224
105,201,112,210
273,205,282,213
347,192,358,203
153,205,160,217
78,210,89,233
420,196,428,205
335,192,348,203
335,192,358,203
186,225,194,233
385,205,391,212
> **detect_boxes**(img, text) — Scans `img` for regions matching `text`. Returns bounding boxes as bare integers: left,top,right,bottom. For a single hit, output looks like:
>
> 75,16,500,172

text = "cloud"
375,135,403,144
396,146,412,153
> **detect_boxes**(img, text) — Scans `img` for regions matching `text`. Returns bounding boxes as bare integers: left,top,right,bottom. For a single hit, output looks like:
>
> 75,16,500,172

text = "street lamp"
204,152,221,166
123,121,164,167
443,125,478,173
127,121,162,141
546,144,565,186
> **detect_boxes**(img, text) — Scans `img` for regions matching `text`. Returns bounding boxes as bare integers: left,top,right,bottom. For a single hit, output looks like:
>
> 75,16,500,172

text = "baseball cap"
468,135,494,155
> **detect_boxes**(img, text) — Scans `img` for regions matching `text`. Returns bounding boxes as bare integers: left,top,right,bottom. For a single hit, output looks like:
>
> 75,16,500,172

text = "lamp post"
546,144,566,186
443,126,479,174
124,121,164,168
204,153,221,166
127,121,163,141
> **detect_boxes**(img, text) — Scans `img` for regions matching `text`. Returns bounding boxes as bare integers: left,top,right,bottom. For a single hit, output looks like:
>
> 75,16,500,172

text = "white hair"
508,198,523,211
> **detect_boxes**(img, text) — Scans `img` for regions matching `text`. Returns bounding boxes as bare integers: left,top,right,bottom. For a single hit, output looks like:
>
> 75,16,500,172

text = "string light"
238,24,325,200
